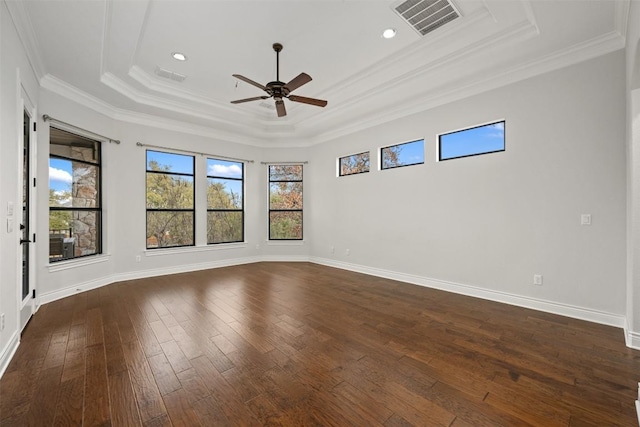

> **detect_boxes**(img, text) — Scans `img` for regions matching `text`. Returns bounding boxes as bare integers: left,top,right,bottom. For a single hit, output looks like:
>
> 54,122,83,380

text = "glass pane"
146,174,194,209
269,182,303,210
146,211,194,248
49,159,100,208
208,211,243,244
208,178,243,209
339,152,370,176
207,158,243,179
382,140,425,169
439,121,505,160
146,150,194,174
270,211,302,240
50,127,100,164
49,210,101,261
269,165,302,181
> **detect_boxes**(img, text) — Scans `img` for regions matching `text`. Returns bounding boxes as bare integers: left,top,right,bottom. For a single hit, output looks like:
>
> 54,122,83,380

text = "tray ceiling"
8,0,628,146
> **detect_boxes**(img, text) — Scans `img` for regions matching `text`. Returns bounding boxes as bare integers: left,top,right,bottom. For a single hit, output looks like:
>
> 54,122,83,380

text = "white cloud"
49,166,72,183
208,164,242,178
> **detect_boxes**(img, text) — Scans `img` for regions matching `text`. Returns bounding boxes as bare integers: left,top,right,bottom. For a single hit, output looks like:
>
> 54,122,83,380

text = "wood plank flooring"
1,262,639,426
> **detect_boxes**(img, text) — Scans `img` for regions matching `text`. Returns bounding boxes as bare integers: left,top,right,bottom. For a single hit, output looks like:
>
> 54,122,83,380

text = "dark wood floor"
1,262,639,426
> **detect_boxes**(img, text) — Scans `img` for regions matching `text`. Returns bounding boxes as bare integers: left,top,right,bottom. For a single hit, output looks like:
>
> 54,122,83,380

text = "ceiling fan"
231,43,327,117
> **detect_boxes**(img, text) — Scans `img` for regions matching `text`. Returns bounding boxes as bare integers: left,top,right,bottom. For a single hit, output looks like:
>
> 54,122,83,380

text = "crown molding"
40,74,268,147
614,0,631,42
4,0,46,80
308,29,626,146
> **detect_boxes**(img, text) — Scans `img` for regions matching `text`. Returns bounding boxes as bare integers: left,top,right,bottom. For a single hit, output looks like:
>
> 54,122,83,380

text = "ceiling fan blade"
275,99,287,117
232,74,267,91
230,96,269,104
284,73,312,92
288,95,328,107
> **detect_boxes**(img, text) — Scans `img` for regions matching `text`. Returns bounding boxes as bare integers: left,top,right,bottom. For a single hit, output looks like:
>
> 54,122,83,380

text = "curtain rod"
42,115,120,144
137,142,254,163
261,161,308,165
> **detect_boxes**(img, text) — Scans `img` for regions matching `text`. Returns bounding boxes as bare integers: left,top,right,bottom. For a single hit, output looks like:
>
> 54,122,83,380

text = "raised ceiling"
8,0,628,146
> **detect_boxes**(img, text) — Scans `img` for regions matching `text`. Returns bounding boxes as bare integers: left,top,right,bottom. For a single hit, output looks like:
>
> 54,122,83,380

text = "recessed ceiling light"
382,28,397,39
172,52,187,61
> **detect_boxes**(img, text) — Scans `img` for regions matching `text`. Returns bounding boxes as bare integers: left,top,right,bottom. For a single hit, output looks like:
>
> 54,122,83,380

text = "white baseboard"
39,255,262,305
0,331,20,379
310,257,627,329
626,327,640,351
260,255,310,262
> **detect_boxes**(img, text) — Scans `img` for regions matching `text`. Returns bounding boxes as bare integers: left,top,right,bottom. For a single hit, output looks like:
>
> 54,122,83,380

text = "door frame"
18,82,37,332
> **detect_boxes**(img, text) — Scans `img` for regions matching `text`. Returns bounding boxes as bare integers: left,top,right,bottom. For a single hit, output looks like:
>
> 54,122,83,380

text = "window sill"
145,242,248,257
47,254,111,272
266,240,305,246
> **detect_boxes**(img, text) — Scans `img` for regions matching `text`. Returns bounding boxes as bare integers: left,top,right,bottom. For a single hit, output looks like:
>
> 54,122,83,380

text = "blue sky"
439,121,505,160
49,158,72,192
147,150,194,174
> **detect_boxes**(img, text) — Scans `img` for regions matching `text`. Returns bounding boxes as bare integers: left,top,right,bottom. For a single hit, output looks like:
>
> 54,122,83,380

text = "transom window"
269,165,303,240
207,158,244,244
49,128,102,262
146,150,195,249
439,120,505,161
381,139,425,170
339,152,370,176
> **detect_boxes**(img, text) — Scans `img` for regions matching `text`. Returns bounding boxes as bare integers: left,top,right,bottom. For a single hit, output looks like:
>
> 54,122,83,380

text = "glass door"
19,109,35,331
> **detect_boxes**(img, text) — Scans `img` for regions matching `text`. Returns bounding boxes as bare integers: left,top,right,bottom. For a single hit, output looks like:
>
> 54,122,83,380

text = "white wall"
308,50,627,321
0,1,40,373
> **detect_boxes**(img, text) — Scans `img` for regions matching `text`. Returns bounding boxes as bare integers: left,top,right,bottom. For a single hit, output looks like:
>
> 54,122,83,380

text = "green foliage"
49,189,71,233
268,165,303,239
270,211,302,239
207,179,243,243
146,161,195,247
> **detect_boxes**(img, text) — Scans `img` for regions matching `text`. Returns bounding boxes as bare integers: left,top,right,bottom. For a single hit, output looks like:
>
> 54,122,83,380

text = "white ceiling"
8,0,629,146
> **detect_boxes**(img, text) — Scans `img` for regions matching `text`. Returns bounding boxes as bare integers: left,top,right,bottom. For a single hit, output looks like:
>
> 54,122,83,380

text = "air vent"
394,0,460,36
154,66,186,83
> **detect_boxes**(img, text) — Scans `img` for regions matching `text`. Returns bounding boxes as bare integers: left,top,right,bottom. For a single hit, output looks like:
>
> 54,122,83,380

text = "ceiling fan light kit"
231,43,328,117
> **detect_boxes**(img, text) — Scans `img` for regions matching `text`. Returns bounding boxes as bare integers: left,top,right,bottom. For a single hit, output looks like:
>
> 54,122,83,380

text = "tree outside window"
269,165,303,240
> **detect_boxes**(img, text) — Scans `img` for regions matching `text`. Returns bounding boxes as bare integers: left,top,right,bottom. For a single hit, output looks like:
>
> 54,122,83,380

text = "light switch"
6,201,13,217
581,214,592,226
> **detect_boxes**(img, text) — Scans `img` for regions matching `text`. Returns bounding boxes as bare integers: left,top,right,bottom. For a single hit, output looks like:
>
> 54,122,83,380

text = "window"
439,120,505,161
49,128,102,262
207,158,244,244
339,152,370,176
269,165,303,240
381,139,425,170
146,150,195,248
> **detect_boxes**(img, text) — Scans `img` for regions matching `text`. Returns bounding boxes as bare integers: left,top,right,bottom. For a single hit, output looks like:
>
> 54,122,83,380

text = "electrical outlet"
581,214,592,226
533,274,543,286
0,313,5,331
330,246,335,254
135,255,141,263
346,249,350,256
256,244,260,250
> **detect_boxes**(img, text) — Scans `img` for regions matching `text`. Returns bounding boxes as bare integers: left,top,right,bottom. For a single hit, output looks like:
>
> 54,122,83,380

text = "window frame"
268,164,303,241
145,150,196,250
338,151,370,177
380,139,425,170
48,127,103,263
207,158,245,245
437,119,506,161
